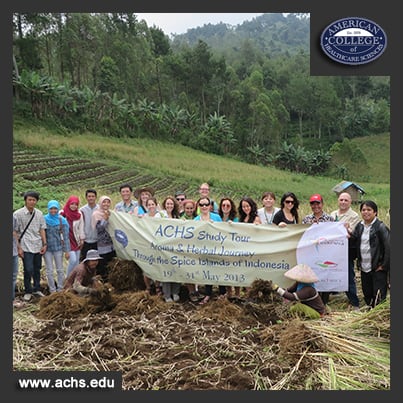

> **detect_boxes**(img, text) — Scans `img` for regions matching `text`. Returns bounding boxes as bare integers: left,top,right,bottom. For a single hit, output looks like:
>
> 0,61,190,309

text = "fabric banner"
108,212,348,291
296,222,349,292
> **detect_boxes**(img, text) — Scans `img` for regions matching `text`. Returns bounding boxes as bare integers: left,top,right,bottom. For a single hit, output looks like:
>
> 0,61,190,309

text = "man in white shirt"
79,189,99,261
330,192,361,310
13,191,47,301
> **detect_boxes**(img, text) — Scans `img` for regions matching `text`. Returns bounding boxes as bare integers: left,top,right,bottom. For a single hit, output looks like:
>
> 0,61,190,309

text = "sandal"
199,296,210,305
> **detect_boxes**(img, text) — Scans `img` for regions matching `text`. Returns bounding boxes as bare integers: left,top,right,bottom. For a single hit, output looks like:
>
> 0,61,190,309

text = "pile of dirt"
13,259,390,390
36,259,289,325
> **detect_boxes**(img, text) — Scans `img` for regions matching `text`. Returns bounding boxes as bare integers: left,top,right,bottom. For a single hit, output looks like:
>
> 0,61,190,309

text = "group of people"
13,183,390,318
13,188,109,306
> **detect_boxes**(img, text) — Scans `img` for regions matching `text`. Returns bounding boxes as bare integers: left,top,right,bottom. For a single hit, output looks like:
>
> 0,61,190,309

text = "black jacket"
351,218,390,272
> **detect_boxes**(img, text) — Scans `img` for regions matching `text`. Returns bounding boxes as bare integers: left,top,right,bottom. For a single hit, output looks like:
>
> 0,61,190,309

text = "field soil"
12,259,390,390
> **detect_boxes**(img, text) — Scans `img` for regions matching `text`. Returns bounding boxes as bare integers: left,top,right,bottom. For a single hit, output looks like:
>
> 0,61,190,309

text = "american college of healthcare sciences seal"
320,17,387,65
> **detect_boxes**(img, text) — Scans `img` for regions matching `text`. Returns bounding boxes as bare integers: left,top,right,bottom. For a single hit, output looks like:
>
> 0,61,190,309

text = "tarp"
108,212,348,291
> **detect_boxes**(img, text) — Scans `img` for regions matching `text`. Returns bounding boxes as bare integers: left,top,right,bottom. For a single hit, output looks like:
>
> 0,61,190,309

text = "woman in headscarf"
60,195,85,277
91,195,116,281
44,200,71,293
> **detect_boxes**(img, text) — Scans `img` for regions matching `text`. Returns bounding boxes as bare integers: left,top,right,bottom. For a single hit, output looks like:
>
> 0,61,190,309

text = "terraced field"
13,146,191,207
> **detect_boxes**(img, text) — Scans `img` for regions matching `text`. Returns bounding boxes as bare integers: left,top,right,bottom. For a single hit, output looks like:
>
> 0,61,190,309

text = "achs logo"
320,17,387,65
114,229,128,248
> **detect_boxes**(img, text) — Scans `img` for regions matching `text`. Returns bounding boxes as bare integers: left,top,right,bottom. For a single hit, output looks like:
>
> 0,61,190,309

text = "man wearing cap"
271,264,326,319
302,194,334,304
13,191,48,302
302,194,334,224
63,249,103,296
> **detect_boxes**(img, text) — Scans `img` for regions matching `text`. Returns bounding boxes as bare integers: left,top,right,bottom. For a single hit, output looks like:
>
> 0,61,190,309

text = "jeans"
345,258,360,307
13,255,19,300
161,282,181,299
44,250,65,292
66,250,81,277
22,252,43,294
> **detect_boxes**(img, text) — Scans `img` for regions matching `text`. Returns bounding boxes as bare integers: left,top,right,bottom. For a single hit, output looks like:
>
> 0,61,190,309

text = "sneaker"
172,294,180,302
352,306,360,312
33,291,45,297
23,293,32,301
165,297,173,303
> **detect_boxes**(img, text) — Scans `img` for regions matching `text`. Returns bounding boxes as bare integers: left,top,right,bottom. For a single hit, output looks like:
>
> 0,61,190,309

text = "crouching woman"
63,249,103,297
271,263,326,319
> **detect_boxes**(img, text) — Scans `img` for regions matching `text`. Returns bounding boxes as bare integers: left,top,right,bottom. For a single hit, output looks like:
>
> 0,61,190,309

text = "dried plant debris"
13,261,390,390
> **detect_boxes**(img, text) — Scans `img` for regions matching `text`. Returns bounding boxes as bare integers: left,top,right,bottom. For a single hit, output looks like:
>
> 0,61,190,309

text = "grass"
13,124,390,226
353,133,390,183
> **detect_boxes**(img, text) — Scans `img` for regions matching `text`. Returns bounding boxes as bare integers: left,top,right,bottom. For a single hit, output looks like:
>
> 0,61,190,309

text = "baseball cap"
309,194,322,203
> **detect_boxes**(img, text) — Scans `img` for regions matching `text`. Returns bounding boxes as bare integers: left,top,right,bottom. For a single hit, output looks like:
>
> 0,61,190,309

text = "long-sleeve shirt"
278,282,326,315
63,261,97,294
80,204,99,243
45,221,71,252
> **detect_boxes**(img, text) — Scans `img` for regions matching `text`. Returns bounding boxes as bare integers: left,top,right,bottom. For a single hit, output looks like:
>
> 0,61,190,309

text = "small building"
332,181,366,203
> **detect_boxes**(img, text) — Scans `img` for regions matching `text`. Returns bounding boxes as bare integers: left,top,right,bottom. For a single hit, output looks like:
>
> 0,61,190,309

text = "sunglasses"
310,201,321,205
199,203,210,207
284,200,294,204
176,197,185,201
222,203,231,207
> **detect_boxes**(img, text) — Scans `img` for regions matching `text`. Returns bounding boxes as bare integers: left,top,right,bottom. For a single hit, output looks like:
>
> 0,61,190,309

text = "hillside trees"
12,12,390,176
149,26,171,105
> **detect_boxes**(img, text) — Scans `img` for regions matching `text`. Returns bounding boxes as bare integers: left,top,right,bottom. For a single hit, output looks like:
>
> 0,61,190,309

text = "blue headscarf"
45,200,68,227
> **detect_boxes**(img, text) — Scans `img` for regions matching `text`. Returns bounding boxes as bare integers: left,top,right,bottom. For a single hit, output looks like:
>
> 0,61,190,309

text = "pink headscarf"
91,195,111,229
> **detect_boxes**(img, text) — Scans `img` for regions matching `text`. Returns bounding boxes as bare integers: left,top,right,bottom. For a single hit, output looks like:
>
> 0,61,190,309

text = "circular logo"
320,17,387,65
114,229,128,248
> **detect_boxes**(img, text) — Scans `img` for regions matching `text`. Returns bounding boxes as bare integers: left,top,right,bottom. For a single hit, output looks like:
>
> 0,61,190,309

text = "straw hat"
284,263,319,283
134,186,155,199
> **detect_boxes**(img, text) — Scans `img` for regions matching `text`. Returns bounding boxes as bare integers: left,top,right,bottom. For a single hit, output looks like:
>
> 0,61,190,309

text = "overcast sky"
136,13,266,36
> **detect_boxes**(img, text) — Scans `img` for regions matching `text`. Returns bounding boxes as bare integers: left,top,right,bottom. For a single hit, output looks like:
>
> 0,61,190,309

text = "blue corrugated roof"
332,180,366,194
341,181,353,189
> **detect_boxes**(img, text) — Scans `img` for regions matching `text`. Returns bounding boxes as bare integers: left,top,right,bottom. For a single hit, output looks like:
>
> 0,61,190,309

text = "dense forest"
12,12,390,177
